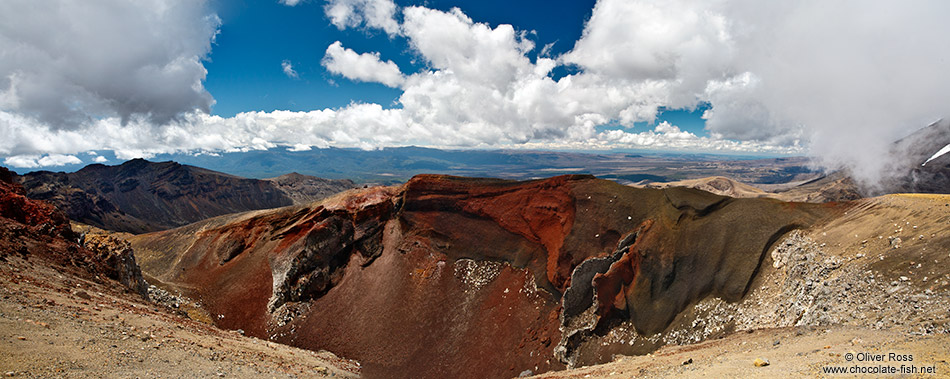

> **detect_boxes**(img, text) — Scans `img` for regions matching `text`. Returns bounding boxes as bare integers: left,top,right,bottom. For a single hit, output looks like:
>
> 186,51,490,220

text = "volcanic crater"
129,174,839,378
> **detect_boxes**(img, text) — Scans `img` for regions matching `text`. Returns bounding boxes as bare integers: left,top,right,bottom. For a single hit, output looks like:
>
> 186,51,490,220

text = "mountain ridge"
15,159,355,233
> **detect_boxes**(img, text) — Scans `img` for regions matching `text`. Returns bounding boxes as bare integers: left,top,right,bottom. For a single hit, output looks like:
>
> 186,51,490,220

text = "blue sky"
206,0,405,116
205,0,710,136
1,0,948,184
204,0,595,116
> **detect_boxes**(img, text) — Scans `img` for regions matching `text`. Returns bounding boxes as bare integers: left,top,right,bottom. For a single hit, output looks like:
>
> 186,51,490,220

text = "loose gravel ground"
0,254,360,378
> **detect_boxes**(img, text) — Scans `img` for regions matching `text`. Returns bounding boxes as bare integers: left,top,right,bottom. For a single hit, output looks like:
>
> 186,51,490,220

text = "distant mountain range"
6,119,950,235
2,147,808,184
14,159,354,233
60,147,815,189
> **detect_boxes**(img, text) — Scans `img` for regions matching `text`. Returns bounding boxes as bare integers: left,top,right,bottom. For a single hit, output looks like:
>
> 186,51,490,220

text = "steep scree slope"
130,174,837,378
17,159,354,233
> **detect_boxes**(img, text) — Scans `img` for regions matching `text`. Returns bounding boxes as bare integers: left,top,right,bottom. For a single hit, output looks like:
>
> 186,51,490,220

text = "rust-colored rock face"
0,166,148,297
0,167,71,234
592,219,652,319
131,174,838,378
404,175,578,289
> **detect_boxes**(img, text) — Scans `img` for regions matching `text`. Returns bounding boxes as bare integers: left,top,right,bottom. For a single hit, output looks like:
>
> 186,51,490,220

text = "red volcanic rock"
0,167,71,234
131,174,840,378
133,185,403,337
406,174,578,289
592,219,652,319
0,166,148,297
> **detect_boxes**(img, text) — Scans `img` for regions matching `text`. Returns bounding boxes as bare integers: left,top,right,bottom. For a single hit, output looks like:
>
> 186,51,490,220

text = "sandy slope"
638,173,861,203
638,176,771,199
531,326,950,378
0,253,359,378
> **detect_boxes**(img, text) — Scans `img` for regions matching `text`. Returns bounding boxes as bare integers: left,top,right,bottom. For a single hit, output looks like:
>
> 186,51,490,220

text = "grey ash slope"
888,118,950,193
16,159,355,233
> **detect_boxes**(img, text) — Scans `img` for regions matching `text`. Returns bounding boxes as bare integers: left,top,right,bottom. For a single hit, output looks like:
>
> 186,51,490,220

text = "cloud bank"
2,0,949,189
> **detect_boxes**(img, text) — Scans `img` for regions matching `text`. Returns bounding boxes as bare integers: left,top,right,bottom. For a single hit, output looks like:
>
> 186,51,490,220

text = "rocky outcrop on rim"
0,166,148,298
80,232,149,299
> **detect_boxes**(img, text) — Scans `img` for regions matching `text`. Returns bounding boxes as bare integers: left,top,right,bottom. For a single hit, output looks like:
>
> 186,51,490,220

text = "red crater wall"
131,174,837,378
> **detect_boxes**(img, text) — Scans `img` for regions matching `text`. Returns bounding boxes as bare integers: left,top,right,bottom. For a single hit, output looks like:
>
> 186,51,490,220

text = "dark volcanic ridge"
130,174,839,378
887,118,950,194
15,159,355,233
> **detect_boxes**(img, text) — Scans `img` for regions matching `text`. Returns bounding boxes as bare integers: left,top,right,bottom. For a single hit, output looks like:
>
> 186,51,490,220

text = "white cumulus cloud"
324,0,399,36
322,41,405,88
563,0,733,109
558,0,950,186
4,154,82,168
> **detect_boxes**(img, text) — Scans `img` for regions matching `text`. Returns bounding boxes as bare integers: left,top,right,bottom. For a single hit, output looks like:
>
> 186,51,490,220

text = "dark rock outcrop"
82,233,150,298
265,172,357,204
